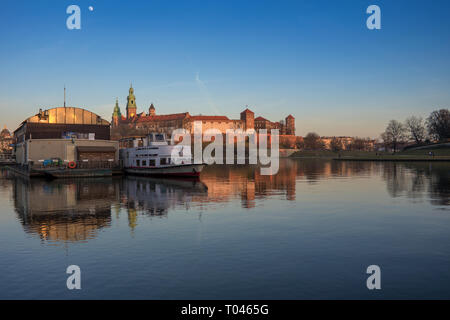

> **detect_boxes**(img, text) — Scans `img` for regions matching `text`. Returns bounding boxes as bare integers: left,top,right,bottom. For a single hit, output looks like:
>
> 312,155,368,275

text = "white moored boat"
119,133,205,177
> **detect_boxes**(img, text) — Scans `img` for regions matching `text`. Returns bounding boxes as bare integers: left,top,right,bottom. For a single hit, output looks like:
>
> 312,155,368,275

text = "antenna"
64,85,66,108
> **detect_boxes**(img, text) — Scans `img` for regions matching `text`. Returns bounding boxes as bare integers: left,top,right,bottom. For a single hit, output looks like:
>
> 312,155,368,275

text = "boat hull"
43,168,112,179
124,164,205,177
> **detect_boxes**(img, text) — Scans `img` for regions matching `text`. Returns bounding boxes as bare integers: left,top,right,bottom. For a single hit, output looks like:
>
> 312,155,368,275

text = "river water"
0,159,449,299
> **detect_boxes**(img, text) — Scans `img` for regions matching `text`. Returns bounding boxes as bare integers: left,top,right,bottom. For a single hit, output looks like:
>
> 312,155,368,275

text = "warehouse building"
14,107,119,166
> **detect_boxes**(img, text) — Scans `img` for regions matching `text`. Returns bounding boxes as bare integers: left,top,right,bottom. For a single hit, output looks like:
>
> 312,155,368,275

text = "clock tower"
126,84,137,119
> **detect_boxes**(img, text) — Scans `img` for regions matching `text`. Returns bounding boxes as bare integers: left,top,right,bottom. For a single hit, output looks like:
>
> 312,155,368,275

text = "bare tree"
405,116,426,144
427,109,450,141
304,132,325,150
382,120,407,152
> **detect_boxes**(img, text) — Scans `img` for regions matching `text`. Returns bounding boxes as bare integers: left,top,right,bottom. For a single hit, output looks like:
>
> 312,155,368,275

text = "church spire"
113,98,121,116
112,97,122,127
126,84,137,119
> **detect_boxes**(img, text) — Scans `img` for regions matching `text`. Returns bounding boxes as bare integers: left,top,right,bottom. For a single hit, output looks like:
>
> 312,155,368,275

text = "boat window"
160,158,167,165
149,159,156,166
155,134,165,141
167,158,171,164
142,160,147,166
136,160,140,166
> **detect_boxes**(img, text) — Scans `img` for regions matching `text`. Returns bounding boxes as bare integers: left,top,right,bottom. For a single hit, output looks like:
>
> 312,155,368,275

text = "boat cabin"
119,133,192,168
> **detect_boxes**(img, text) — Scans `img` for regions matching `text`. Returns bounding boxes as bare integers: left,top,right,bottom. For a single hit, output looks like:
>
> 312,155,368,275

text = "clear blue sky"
0,0,449,138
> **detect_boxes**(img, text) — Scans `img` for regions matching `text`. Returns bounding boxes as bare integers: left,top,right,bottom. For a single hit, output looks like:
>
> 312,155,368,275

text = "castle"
111,85,295,139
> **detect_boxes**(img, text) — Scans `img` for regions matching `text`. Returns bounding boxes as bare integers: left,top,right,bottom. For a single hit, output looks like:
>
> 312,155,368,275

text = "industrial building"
14,107,119,166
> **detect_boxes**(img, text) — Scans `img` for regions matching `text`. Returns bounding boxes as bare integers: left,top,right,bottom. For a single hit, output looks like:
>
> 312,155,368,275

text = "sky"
0,0,449,138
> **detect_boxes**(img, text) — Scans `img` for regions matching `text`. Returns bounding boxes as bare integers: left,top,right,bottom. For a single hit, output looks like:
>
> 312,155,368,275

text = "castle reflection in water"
3,159,449,244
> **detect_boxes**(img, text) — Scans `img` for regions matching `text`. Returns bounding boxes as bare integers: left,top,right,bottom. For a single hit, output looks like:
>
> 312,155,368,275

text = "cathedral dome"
1,126,10,138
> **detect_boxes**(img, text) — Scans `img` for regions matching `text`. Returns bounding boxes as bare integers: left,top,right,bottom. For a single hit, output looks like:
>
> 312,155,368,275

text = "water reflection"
3,159,449,243
13,177,116,243
120,177,208,229
381,162,450,206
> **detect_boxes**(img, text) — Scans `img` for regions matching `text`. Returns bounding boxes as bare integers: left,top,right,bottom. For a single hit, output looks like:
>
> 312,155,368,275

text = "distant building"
1,126,13,152
321,136,376,151
0,126,14,161
14,107,119,165
254,115,295,135
111,85,295,139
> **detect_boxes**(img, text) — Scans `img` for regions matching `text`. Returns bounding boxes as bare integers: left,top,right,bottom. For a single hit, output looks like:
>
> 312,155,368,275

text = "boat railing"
29,160,120,170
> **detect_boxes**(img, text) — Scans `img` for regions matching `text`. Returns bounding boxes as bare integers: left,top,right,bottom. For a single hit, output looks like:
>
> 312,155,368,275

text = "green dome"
112,99,121,117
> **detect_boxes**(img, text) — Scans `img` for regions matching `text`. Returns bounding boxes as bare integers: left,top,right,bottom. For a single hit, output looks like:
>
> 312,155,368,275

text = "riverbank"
290,147,450,161
334,156,450,162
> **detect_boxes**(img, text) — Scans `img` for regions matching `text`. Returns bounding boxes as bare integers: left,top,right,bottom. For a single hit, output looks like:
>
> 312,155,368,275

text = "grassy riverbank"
290,147,450,161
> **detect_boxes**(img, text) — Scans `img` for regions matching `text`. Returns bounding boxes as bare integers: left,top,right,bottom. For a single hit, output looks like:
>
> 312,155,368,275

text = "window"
160,158,167,165
142,160,147,166
149,159,156,166
167,158,171,164
136,160,140,166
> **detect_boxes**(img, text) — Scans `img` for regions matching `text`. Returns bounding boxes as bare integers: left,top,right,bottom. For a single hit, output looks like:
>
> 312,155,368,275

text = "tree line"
382,108,450,152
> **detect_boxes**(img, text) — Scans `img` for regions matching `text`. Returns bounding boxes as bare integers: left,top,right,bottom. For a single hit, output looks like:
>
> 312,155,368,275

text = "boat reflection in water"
119,176,208,230
121,176,208,215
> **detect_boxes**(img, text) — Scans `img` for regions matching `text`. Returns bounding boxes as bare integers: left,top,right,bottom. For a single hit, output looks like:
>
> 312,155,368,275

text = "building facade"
0,126,14,161
14,107,119,165
111,85,296,139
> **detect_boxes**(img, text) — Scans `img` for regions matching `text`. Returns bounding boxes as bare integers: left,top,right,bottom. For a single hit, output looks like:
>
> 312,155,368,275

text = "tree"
303,132,325,150
382,120,407,152
427,109,450,141
295,137,305,150
405,116,426,144
330,137,343,152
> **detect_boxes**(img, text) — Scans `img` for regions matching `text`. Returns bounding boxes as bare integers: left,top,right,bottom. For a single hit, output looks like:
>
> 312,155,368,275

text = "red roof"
135,113,189,122
286,114,295,119
254,116,267,121
190,115,229,121
241,108,254,114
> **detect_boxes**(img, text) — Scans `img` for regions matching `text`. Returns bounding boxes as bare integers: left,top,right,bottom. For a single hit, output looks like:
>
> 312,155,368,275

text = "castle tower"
126,84,137,119
240,107,254,131
112,98,122,127
149,103,155,116
285,115,295,135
